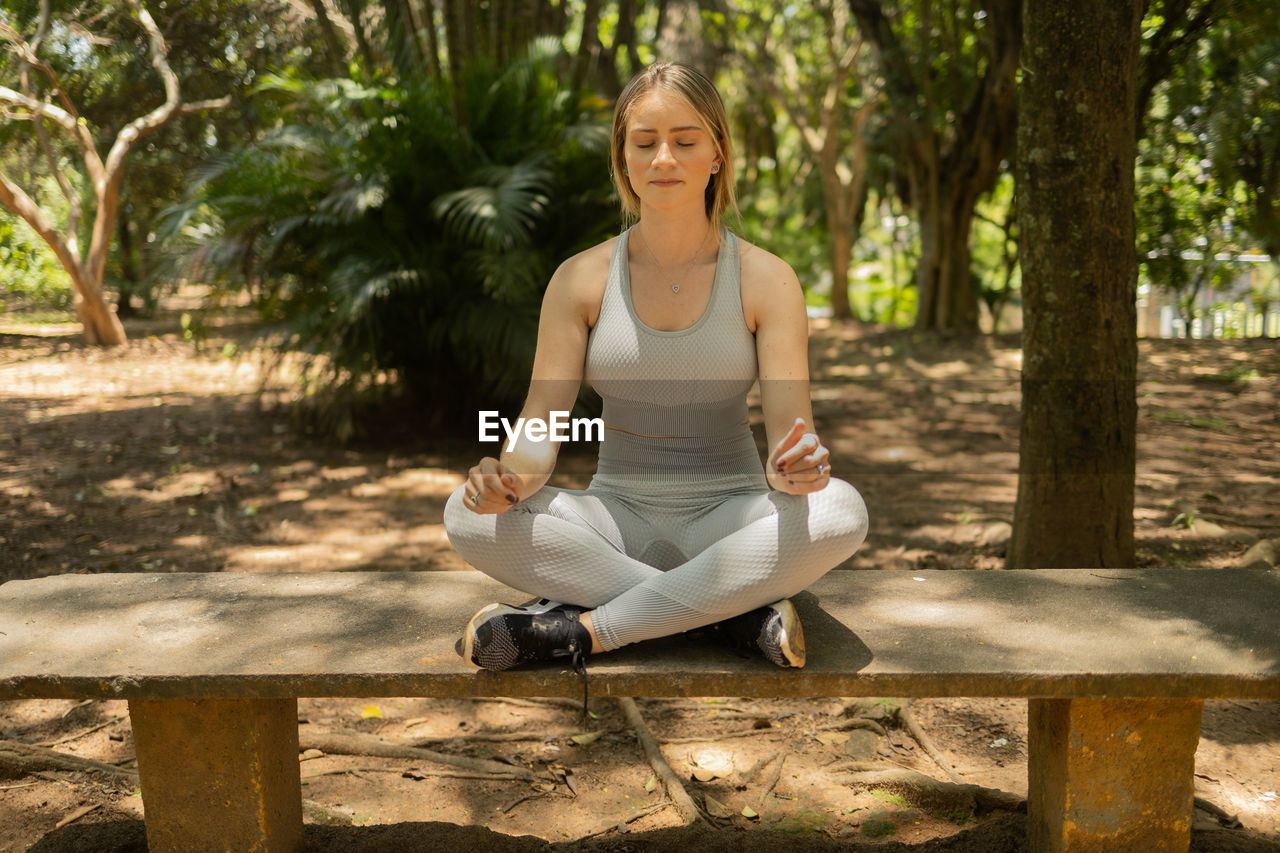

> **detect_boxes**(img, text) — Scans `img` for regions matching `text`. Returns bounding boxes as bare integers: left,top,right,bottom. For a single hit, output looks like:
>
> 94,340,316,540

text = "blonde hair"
610,62,738,235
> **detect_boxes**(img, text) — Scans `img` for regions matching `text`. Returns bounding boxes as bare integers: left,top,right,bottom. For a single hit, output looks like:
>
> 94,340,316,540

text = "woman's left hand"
767,418,832,495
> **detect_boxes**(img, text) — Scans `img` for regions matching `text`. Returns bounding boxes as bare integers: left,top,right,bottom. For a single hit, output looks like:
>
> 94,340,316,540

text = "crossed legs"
444,478,868,655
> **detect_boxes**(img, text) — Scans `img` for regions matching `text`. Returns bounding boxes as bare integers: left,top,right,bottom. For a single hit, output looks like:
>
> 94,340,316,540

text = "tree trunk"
0,173,126,345
1009,0,1142,570
848,0,1019,334
657,0,714,72
573,0,603,91
911,161,982,332
0,0,229,347
304,0,348,74
421,0,443,80
71,265,127,346
827,196,854,320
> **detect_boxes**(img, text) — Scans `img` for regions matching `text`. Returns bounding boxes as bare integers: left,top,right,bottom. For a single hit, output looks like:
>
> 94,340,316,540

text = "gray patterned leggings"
443,478,868,651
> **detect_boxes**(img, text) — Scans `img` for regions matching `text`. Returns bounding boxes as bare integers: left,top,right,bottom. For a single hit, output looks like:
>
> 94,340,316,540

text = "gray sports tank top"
584,224,768,496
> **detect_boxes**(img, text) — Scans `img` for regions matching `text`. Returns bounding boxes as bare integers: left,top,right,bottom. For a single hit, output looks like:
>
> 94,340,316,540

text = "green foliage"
848,201,920,327
1136,5,1280,335
1,0,330,316
0,168,75,312
0,216,73,311
970,174,1020,332
1138,68,1242,334
160,41,616,438
860,816,898,838
869,789,911,806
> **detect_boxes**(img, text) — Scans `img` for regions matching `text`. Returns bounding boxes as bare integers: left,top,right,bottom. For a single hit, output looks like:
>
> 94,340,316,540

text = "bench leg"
129,698,303,853
1028,697,1203,852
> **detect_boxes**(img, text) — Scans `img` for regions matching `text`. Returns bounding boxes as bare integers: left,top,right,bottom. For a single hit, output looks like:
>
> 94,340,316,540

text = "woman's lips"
651,179,682,186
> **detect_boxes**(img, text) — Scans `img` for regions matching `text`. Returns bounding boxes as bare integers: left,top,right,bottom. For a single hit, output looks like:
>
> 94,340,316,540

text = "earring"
711,164,720,173
623,168,629,175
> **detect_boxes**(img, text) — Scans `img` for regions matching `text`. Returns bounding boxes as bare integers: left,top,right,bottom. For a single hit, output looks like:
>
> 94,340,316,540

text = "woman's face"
622,89,721,216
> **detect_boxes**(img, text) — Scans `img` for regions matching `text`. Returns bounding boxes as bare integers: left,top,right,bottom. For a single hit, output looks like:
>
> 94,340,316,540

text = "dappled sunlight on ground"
1,311,1277,849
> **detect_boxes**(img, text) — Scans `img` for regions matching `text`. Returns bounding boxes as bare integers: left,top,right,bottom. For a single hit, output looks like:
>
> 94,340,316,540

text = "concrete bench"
1,568,1277,852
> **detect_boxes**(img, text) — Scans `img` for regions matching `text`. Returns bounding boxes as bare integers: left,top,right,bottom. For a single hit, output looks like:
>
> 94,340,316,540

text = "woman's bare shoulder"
733,235,802,328
737,234,794,271
546,235,619,325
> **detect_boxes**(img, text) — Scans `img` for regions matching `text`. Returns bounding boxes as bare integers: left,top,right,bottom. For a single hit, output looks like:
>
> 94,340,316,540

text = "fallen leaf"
570,731,603,746
704,794,734,819
299,749,324,761
361,705,382,719
816,732,851,747
644,773,657,793
741,805,760,820
403,769,429,781
689,748,733,781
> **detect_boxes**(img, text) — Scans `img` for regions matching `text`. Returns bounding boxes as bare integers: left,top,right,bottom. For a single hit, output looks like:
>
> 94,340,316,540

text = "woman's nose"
653,141,677,166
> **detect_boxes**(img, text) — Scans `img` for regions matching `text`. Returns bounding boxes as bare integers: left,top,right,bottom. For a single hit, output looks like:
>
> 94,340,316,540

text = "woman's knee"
811,477,869,554
444,484,488,557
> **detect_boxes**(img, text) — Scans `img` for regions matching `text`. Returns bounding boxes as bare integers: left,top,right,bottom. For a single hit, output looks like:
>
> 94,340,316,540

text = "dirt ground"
1,301,1278,852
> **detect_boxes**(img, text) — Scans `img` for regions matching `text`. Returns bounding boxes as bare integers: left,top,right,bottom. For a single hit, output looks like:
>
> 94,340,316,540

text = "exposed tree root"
297,730,534,780
410,728,616,746
0,739,137,782
616,697,708,827
899,700,966,783
758,753,786,806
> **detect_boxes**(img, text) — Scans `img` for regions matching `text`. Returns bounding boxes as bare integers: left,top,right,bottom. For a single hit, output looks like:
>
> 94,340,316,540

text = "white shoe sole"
772,600,806,668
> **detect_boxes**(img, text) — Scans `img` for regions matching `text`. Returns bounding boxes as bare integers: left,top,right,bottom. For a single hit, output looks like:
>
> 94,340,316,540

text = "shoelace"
568,640,589,718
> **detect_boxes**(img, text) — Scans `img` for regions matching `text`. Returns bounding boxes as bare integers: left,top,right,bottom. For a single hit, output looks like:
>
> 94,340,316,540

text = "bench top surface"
1,569,1276,701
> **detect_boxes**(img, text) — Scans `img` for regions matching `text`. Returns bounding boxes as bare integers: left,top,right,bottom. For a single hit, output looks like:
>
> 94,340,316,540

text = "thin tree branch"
10,3,82,241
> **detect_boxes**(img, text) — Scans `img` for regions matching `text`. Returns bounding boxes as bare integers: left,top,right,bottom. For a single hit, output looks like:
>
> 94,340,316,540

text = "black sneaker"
706,599,805,668
463,599,591,671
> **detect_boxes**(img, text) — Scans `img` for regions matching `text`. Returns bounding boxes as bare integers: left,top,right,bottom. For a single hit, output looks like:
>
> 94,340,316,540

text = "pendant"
671,285,680,293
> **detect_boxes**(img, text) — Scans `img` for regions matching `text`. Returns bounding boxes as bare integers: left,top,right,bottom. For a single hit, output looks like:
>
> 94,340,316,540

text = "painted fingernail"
506,494,517,503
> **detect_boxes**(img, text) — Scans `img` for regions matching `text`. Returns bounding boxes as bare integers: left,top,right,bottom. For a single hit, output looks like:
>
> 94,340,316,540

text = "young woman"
444,62,867,678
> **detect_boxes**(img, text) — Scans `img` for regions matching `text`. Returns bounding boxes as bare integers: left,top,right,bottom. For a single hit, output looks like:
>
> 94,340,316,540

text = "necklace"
636,225,712,294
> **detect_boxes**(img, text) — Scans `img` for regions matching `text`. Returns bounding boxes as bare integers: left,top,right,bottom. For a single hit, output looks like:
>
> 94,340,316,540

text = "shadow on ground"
25,816,1280,852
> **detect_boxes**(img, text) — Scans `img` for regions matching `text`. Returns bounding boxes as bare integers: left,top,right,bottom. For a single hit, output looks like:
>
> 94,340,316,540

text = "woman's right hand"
463,457,522,514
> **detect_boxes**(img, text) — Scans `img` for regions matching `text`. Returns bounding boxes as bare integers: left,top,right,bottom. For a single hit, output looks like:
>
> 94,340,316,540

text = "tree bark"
1009,0,1142,569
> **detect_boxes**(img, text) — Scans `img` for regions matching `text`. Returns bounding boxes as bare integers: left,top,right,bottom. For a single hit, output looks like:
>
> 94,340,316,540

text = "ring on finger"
470,491,482,505
817,463,827,476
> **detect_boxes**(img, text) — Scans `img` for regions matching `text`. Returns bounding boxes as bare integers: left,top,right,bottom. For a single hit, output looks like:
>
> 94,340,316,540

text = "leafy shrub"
162,40,617,438
0,217,74,312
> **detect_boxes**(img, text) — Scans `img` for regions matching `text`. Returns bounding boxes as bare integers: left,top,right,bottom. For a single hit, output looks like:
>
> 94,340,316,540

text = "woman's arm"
743,247,833,495
466,256,595,512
